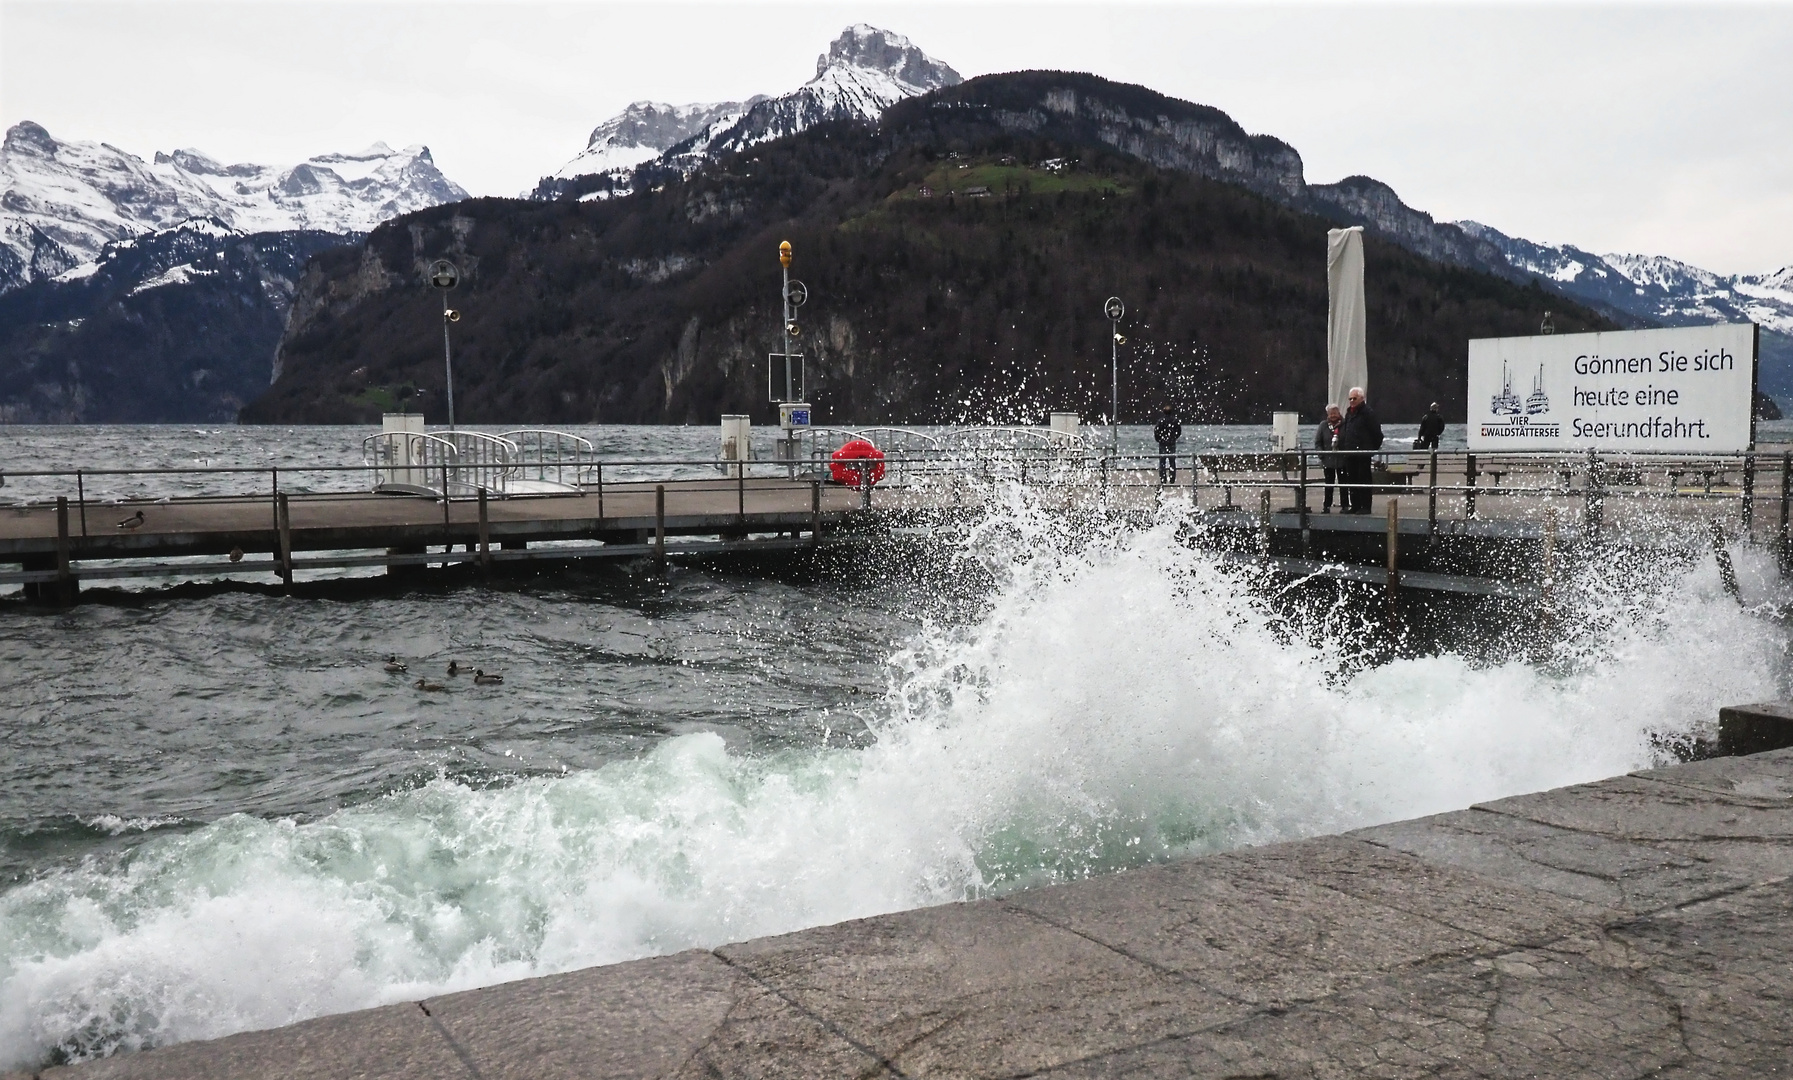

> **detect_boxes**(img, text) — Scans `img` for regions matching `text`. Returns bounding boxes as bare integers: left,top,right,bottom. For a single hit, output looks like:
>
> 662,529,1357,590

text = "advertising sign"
1467,324,1757,453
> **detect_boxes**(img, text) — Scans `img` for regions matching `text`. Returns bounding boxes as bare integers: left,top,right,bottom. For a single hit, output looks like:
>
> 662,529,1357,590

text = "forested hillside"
246,72,1612,426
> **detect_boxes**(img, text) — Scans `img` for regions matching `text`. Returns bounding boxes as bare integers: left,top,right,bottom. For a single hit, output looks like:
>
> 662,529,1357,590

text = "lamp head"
779,240,792,268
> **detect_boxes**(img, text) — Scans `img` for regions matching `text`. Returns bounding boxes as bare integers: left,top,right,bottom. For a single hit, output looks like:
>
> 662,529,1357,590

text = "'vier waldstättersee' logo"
1481,362,1560,438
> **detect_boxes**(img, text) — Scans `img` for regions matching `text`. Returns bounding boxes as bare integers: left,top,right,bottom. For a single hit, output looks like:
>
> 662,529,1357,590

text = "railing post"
1537,508,1558,662
1464,454,1477,519
811,478,822,546
1712,518,1742,603
737,467,746,527
441,461,452,555
76,470,87,538
1258,488,1271,558
1742,453,1756,532
1385,497,1399,616
1427,448,1438,536
277,493,294,590
654,484,666,571
55,496,74,606
477,487,491,575
1296,449,1308,525
595,461,604,520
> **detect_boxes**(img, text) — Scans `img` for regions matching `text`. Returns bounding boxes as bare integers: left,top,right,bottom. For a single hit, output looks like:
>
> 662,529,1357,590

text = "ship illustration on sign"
1526,365,1550,415
1481,361,1559,438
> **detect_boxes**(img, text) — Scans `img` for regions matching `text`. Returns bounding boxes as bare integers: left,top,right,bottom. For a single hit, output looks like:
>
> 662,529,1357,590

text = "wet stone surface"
40,750,1793,1079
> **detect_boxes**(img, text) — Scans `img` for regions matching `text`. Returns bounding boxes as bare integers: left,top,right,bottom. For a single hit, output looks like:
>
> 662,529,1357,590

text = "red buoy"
829,439,886,487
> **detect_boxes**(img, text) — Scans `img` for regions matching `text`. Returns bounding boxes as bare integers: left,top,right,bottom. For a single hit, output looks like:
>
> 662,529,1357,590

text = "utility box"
719,415,752,477
779,402,812,430
1049,412,1081,439
1272,411,1300,451
376,413,428,492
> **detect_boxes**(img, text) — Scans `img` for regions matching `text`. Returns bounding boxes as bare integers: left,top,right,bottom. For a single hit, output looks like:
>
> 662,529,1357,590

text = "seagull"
383,656,408,674
414,678,446,692
116,510,145,529
447,660,463,676
473,670,504,685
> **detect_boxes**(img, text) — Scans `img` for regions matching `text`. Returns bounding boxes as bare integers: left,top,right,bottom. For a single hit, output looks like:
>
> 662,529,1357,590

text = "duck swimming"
383,656,408,674
414,678,446,692
473,669,504,685
447,660,462,676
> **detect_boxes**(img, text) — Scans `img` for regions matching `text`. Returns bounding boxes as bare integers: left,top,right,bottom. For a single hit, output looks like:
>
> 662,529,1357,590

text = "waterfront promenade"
23,739,1793,1078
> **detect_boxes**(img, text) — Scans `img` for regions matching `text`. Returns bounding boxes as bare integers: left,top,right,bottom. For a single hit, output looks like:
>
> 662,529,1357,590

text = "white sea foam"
1,495,1783,1067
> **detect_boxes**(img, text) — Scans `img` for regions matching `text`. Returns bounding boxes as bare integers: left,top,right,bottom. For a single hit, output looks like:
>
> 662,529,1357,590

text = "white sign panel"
1467,324,1757,453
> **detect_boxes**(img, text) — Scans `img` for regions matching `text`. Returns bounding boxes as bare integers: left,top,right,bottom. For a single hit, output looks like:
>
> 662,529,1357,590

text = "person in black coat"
1313,404,1344,512
1336,387,1382,513
1153,404,1182,483
1414,402,1445,451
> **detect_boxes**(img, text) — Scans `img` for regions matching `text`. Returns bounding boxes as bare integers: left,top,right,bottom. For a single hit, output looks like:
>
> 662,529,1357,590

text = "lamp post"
1104,296,1125,456
429,259,461,429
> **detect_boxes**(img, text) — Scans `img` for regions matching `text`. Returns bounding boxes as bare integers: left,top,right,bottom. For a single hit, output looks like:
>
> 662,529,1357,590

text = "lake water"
0,424,1786,1069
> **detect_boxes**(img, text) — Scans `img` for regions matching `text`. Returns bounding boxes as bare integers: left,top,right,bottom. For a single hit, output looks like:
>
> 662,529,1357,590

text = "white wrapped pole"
1327,227,1369,408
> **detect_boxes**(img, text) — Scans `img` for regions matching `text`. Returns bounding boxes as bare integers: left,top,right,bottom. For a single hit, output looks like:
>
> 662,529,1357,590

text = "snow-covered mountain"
1457,220,1793,337
549,100,765,183
535,25,959,200
0,121,468,293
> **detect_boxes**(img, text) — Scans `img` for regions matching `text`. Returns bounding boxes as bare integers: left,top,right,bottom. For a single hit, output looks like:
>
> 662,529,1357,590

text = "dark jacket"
1314,418,1343,469
1153,414,1182,450
1414,409,1445,450
1337,401,1383,454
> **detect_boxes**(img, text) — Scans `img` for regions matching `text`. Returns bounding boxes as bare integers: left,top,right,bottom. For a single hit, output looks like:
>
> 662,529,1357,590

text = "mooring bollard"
654,485,666,570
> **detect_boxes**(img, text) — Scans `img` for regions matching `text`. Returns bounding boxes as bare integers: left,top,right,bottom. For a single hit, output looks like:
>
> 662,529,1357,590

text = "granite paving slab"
717,899,1233,1080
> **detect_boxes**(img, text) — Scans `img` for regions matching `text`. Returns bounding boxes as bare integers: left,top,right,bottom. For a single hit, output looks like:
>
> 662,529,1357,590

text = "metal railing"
501,428,597,493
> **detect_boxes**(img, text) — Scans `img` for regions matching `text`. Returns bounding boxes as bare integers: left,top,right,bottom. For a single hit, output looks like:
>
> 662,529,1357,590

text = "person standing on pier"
1337,386,1382,513
1414,402,1445,451
1314,404,1344,512
1154,404,1182,484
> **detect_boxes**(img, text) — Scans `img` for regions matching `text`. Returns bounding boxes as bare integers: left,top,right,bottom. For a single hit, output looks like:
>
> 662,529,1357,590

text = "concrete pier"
23,746,1793,1079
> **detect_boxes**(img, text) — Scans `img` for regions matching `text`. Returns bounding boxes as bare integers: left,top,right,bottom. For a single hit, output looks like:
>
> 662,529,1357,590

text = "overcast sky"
3,1,1790,275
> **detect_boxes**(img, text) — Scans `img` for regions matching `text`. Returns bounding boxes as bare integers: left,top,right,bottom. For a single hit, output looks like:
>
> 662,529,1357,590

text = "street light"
1104,296,1125,456
429,259,460,429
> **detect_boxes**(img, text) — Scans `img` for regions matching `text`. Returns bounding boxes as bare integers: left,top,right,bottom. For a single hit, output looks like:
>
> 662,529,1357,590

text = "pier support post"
1464,454,1478,519
1742,453,1756,532
1385,497,1399,616
1258,489,1271,557
277,493,294,590
55,496,75,606
1536,509,1559,663
1780,451,1791,578
1427,449,1438,536
654,485,666,571
1583,449,1603,537
1712,518,1742,603
477,488,491,575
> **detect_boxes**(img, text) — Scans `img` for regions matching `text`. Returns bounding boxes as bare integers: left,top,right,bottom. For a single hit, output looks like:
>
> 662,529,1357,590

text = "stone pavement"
29,749,1793,1079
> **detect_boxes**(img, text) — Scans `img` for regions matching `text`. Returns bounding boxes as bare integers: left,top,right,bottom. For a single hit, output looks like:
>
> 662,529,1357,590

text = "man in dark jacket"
1414,402,1445,451
1154,404,1182,483
1313,404,1344,512
1337,386,1382,513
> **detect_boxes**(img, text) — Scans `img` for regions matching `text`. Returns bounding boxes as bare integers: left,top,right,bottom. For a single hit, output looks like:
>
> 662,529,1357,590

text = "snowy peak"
552,99,762,181
1459,219,1793,336
0,121,468,293
538,25,958,198
816,24,960,92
